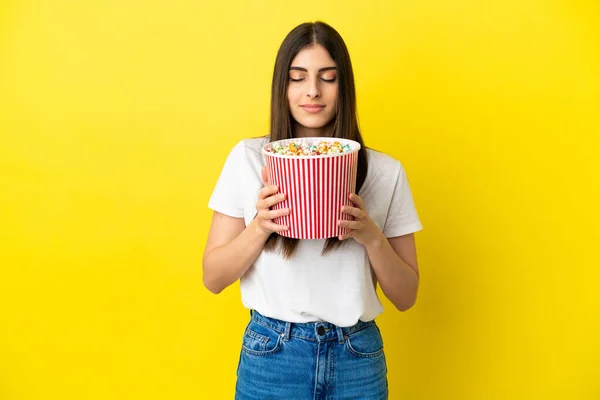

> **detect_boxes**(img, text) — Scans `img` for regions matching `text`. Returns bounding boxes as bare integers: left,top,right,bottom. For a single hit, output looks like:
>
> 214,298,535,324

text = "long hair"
264,21,368,259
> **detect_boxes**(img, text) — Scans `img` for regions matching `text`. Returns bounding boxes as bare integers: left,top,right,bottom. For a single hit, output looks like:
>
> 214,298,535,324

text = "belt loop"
283,322,292,341
336,326,345,344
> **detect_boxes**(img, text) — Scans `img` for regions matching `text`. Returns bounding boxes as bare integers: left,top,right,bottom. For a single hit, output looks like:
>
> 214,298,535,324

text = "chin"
294,118,334,130
301,122,328,129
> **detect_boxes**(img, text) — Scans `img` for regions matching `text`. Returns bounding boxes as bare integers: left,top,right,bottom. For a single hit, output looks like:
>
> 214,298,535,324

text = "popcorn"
266,140,351,156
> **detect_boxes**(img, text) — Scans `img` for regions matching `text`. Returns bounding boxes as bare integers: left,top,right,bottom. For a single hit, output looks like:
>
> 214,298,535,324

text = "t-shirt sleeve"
382,165,423,238
207,142,246,218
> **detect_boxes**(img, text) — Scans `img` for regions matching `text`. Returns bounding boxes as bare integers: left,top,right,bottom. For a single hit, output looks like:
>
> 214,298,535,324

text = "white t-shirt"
208,137,423,327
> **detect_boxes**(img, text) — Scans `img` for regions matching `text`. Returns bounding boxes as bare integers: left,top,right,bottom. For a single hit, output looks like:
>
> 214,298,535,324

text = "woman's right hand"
254,166,290,234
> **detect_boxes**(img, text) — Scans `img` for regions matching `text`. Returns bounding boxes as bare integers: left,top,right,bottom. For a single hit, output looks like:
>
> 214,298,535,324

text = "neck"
293,119,335,138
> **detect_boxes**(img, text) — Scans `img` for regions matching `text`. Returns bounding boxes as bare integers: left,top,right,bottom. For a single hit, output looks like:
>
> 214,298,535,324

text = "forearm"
202,219,270,294
365,231,419,311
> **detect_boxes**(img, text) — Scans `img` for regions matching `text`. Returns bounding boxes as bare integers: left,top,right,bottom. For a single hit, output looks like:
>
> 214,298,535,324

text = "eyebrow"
289,66,337,72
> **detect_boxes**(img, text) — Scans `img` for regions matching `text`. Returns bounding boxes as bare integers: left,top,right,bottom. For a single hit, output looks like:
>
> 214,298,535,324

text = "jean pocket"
345,323,384,358
241,322,283,356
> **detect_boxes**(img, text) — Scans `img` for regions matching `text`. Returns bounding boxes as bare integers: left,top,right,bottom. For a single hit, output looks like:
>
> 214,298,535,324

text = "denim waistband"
249,309,375,343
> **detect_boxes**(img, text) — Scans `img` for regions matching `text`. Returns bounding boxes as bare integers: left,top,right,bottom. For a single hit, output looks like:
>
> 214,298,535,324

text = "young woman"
203,21,422,400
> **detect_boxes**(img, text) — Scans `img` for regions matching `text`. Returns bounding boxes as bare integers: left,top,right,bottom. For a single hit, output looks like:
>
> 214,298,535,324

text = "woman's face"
287,44,338,137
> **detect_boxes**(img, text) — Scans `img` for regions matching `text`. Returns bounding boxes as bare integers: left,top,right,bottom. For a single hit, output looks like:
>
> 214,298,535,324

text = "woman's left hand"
337,193,383,247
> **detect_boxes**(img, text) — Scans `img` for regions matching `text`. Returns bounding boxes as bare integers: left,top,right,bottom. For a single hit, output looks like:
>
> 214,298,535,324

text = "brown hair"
265,21,369,258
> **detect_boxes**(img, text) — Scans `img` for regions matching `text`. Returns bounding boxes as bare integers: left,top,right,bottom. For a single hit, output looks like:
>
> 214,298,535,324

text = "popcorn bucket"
262,137,361,240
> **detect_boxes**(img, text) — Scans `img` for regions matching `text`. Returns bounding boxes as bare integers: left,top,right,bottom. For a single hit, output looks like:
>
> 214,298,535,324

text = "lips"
300,104,325,113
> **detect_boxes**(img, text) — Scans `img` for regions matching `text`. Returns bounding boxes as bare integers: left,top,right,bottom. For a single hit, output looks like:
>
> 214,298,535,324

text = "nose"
307,78,321,99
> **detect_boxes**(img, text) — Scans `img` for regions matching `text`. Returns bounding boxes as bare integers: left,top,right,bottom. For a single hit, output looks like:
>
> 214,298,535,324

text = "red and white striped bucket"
263,137,360,240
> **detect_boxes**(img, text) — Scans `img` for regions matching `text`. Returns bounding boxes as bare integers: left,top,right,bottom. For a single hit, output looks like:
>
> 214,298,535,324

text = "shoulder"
365,147,404,176
238,136,269,153
226,136,269,164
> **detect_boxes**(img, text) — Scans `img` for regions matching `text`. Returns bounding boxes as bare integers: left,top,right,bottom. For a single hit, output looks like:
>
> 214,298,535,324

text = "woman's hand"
254,166,290,235
337,193,383,246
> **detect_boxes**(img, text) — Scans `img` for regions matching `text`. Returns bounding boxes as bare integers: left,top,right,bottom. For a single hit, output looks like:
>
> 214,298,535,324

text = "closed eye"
289,76,336,83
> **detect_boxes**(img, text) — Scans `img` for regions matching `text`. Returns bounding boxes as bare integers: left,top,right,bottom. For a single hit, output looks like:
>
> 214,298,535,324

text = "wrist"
364,229,387,251
249,218,271,240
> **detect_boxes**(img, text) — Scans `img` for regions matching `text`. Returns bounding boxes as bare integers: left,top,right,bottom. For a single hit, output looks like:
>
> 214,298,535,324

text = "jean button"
317,326,325,336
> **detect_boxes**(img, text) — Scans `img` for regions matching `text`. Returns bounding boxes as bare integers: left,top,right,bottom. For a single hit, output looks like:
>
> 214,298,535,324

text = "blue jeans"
235,310,388,399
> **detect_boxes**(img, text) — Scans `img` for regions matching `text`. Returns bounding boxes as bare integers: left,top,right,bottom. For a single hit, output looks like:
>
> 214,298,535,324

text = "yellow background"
1,0,599,399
